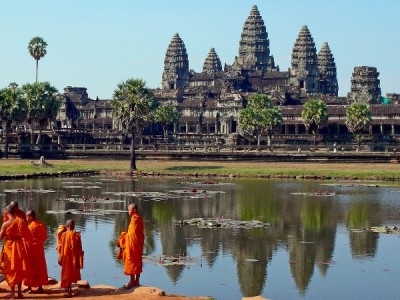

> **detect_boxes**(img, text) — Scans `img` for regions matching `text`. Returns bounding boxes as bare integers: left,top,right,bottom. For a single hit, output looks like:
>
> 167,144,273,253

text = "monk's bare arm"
0,221,10,240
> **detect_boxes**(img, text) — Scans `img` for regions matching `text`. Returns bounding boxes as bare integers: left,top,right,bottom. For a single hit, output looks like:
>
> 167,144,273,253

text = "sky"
0,0,399,99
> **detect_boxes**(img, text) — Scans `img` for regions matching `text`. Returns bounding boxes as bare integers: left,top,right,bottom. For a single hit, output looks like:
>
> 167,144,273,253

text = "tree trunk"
36,59,39,83
130,127,137,170
4,121,11,159
36,125,42,145
30,123,35,147
257,133,261,150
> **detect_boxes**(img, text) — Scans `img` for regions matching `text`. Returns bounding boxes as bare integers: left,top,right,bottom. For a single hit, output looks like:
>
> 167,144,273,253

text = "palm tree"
0,83,27,158
301,99,328,147
112,79,158,170
155,103,179,138
28,36,48,83
345,103,371,151
22,82,59,145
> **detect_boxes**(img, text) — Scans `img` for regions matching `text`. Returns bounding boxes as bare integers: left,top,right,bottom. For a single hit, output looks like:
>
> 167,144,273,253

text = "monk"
117,203,144,288
56,219,84,297
23,210,48,293
0,205,31,299
2,201,26,222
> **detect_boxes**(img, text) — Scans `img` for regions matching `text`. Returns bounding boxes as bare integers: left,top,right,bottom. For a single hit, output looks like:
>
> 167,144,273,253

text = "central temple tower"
232,5,276,73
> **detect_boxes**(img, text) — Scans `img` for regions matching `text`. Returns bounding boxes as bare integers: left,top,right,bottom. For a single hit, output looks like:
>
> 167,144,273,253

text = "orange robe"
24,219,48,287
56,226,84,288
3,209,26,223
117,212,144,275
2,218,31,287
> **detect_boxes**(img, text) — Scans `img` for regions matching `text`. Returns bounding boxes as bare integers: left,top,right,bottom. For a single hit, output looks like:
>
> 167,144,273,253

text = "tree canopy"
346,103,372,150
239,94,282,147
28,36,47,82
155,102,179,137
112,78,158,169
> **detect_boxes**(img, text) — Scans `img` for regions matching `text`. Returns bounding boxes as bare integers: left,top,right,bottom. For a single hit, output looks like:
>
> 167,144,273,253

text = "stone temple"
54,5,400,151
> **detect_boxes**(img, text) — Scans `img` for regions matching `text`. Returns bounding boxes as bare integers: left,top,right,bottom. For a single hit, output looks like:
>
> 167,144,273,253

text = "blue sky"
0,0,398,99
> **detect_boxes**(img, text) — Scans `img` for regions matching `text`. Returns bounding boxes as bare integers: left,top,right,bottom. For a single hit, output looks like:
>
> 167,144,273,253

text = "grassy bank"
0,159,399,181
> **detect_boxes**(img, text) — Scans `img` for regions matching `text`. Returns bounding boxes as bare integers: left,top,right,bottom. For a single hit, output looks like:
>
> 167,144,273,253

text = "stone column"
295,125,299,134
392,125,395,135
186,122,188,133
380,124,383,135
285,125,289,134
369,126,373,135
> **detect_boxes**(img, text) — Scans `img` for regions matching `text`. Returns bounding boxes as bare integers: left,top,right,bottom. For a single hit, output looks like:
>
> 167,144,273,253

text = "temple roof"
203,48,222,74
291,25,318,70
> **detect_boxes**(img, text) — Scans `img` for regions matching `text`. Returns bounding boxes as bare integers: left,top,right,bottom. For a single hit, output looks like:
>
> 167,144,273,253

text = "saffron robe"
2,218,31,287
2,209,26,223
24,219,48,287
56,226,84,288
117,212,144,275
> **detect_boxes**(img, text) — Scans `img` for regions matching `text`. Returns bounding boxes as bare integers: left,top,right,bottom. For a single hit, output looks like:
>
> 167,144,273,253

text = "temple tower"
162,33,189,90
348,66,381,104
232,5,275,73
317,42,338,96
290,25,319,94
202,48,222,74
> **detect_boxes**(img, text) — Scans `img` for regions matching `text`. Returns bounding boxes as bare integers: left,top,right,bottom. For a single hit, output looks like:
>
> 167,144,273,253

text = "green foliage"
238,94,282,146
112,78,158,134
301,99,328,131
154,102,179,136
345,103,371,135
22,82,60,126
28,36,47,61
0,83,26,125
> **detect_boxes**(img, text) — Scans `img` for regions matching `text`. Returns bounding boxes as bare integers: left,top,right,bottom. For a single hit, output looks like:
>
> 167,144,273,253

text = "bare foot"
4,293,15,299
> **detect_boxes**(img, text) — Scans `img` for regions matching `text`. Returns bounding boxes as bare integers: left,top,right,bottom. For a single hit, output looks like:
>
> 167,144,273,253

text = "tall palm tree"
0,83,27,158
301,99,328,147
28,36,48,83
112,78,158,170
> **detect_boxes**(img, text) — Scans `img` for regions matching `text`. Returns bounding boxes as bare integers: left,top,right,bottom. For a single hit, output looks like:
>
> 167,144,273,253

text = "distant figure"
0,205,31,299
117,203,144,289
24,210,48,293
56,219,84,297
2,201,27,222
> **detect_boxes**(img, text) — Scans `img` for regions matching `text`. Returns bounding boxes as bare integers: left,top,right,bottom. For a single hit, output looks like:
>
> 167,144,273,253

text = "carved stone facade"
317,42,338,96
162,33,189,90
348,66,381,104
289,25,319,94
52,6,400,150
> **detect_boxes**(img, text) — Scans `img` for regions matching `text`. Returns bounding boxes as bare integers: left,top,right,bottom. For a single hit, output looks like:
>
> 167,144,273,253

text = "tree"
0,83,27,158
345,103,371,151
28,36,47,83
238,94,282,149
112,79,158,170
22,82,60,145
301,99,328,147
155,103,179,138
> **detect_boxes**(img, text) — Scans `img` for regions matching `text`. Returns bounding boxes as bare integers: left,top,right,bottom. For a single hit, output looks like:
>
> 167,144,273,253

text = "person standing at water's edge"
23,209,48,293
2,201,26,222
0,205,32,299
117,203,144,288
56,219,84,297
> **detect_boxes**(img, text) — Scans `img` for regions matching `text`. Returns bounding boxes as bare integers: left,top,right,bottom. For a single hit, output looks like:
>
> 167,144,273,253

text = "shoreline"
0,159,399,183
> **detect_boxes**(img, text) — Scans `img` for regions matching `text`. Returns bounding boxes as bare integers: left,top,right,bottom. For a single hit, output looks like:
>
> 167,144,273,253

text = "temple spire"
290,25,319,93
203,48,222,74
233,5,275,72
162,33,189,90
317,42,338,96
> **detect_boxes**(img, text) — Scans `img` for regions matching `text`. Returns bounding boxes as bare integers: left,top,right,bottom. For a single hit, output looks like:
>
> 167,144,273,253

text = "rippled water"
1,176,400,300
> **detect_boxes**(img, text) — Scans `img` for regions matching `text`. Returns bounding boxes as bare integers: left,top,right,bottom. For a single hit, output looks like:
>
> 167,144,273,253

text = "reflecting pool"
1,176,400,300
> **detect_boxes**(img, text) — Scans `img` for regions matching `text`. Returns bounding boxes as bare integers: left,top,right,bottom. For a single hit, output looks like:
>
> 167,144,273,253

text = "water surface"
0,176,399,300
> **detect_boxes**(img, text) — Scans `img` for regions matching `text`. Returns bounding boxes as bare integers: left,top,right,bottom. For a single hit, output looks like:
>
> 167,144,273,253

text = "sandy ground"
0,280,212,300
